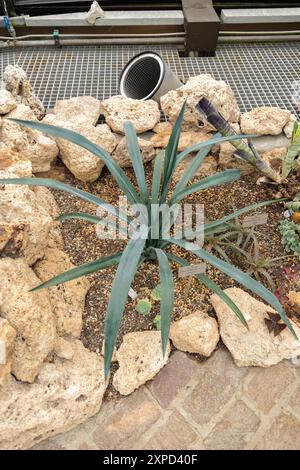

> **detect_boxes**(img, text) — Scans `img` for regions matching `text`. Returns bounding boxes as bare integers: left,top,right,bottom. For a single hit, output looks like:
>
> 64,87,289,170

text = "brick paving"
33,346,300,450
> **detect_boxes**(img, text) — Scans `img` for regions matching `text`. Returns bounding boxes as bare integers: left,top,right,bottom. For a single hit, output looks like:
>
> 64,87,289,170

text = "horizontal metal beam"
221,7,300,24
23,10,184,27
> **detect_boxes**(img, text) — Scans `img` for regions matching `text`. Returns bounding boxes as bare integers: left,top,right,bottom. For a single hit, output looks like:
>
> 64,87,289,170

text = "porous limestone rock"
211,287,300,367
31,186,64,250
43,115,117,181
0,318,16,386
32,185,60,219
34,247,90,338
101,95,160,134
113,331,170,395
0,146,32,178
153,121,173,134
53,96,102,126
0,104,58,172
0,221,30,258
113,136,155,167
0,89,17,114
54,337,75,360
170,311,219,356
0,257,56,383
241,107,292,136
0,179,54,265
261,146,287,173
0,340,107,450
284,114,297,139
3,64,45,119
86,1,105,24
151,129,213,152
160,74,240,131
288,290,300,307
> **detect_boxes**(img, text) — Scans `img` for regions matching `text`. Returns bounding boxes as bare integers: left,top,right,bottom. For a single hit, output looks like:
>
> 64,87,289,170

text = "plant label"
178,263,207,278
0,340,6,364
128,288,137,300
242,212,268,228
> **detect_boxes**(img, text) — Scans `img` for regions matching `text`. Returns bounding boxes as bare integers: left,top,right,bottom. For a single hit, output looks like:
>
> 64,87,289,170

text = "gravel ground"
41,158,299,399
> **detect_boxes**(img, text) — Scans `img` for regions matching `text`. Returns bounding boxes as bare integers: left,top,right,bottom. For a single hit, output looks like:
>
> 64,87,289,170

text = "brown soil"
47,159,299,400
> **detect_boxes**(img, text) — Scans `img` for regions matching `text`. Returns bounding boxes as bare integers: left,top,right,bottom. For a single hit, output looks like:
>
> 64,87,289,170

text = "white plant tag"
128,288,138,300
178,263,207,278
242,212,268,228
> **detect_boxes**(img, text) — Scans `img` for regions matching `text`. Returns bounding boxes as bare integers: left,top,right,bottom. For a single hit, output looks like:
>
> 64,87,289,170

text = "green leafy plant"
151,284,161,301
197,97,282,183
232,238,289,291
285,192,300,213
279,219,300,258
206,212,288,290
135,285,162,330
198,97,300,183
136,298,152,316
282,122,300,179
204,210,258,263
153,314,161,330
0,103,297,377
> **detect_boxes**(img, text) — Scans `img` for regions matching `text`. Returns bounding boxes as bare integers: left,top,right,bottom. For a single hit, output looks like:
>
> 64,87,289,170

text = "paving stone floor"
33,346,300,450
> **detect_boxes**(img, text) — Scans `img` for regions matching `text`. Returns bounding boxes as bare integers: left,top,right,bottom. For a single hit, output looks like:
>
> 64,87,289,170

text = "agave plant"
0,103,297,377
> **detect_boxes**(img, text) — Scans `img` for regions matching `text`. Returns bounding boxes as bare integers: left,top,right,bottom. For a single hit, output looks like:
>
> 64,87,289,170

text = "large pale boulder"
101,95,160,134
0,150,61,259
32,185,60,219
113,136,155,167
53,337,75,360
0,104,58,172
34,247,90,338
0,340,107,450
151,129,213,151
170,311,219,356
0,221,29,258
0,179,54,265
31,186,64,250
283,114,297,139
211,287,300,367
3,64,45,119
0,90,17,114
153,121,173,134
241,107,292,136
0,257,56,383
0,146,32,178
261,147,287,173
43,115,117,181
0,318,16,386
160,74,240,131
113,331,170,395
53,96,102,126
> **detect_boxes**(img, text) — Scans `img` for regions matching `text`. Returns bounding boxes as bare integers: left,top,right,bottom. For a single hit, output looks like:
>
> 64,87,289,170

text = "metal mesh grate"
0,42,299,116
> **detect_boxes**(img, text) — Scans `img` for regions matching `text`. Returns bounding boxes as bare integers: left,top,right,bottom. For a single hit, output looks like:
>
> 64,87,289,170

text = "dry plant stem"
196,97,282,183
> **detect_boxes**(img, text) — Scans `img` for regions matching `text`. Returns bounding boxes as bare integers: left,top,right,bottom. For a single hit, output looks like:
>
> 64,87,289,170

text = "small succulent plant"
136,298,152,316
135,285,162,330
279,219,300,258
